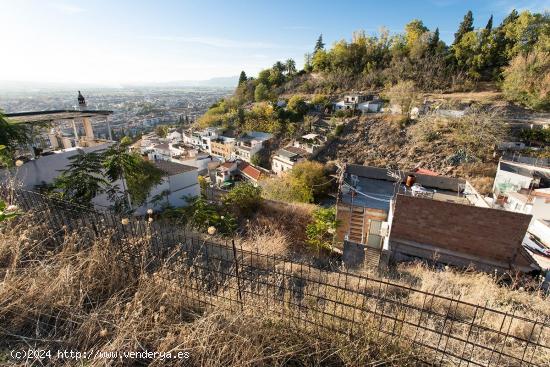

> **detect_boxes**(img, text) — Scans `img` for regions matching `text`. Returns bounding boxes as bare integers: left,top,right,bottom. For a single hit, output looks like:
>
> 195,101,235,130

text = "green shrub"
305,207,339,250
223,182,262,217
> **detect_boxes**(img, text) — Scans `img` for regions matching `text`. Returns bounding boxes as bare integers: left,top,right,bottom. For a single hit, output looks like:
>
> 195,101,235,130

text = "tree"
250,153,262,167
268,67,285,86
285,59,296,76
306,207,339,251
304,53,313,72
453,30,483,79
120,136,133,146
428,27,441,53
289,161,329,198
254,83,269,102
384,80,417,116
502,49,550,110
155,125,168,138
0,112,29,166
287,95,309,116
260,176,312,203
223,182,262,217
405,19,429,49
238,70,247,86
102,144,164,210
485,14,493,31
182,196,235,235
257,69,272,85
454,10,474,45
54,151,110,206
311,49,329,71
273,61,285,73
314,34,325,53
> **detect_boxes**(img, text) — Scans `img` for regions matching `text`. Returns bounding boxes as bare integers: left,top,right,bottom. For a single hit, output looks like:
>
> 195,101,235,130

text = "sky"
0,0,548,86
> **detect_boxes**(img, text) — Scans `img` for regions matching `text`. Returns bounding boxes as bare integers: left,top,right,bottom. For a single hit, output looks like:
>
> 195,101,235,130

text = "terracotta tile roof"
240,163,262,181
413,168,439,176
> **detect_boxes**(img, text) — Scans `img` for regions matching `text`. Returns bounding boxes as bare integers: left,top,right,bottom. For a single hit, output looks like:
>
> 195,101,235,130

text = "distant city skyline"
1,0,548,86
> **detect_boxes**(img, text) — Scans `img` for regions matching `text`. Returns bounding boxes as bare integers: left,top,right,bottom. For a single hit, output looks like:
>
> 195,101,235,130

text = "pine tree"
428,27,440,53
314,34,325,53
454,10,474,45
238,71,247,86
485,15,493,31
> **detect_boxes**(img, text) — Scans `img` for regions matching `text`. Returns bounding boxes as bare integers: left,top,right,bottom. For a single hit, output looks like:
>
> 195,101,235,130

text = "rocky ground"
317,114,498,194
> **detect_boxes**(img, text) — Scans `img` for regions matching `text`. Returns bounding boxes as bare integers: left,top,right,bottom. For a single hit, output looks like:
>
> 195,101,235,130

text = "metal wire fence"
6,189,550,367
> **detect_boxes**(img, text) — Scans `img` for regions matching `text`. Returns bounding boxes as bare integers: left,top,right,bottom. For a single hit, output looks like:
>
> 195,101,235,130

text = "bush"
502,50,550,111
261,176,313,203
334,124,344,136
223,182,262,217
305,207,338,250
290,161,330,198
183,196,236,235
287,95,309,116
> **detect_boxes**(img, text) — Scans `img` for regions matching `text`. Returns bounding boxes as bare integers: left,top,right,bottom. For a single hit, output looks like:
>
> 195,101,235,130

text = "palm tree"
285,59,296,76
273,61,285,73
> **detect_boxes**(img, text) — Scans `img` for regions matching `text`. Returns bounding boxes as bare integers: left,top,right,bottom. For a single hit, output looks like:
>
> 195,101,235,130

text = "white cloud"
51,2,86,14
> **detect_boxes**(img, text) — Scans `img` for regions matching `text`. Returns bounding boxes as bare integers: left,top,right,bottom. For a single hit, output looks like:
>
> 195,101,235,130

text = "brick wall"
391,195,533,268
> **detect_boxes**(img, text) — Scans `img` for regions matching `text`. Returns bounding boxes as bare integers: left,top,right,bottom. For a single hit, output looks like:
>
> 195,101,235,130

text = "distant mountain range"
0,76,239,91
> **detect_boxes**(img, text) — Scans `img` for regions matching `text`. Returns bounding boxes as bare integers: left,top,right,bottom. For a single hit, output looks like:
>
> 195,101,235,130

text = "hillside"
317,113,500,194
1,197,549,366
193,9,548,192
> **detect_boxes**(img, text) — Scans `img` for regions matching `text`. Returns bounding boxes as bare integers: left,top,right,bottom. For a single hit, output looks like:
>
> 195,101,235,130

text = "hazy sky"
1,0,548,86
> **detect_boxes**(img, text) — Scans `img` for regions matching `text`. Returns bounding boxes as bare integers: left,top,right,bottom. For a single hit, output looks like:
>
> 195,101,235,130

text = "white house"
493,159,550,202
233,131,273,163
358,100,382,113
504,188,550,222
334,94,374,111
134,160,200,215
293,133,326,155
182,127,222,152
166,129,183,143
147,143,184,161
271,146,307,176
2,143,114,190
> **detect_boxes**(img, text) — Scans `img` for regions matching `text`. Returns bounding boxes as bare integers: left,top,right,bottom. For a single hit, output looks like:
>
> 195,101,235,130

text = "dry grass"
0,213,419,366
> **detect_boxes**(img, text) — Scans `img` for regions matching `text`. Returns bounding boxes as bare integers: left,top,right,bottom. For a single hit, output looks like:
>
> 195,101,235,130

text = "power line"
342,181,392,203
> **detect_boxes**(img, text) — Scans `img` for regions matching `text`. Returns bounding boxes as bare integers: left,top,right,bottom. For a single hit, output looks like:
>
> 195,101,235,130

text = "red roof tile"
240,163,262,181
414,168,439,176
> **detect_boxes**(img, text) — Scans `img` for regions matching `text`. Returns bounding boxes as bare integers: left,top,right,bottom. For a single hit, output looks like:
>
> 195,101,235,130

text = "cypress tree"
454,10,474,45
238,71,247,86
314,34,325,53
485,14,493,31
428,27,440,53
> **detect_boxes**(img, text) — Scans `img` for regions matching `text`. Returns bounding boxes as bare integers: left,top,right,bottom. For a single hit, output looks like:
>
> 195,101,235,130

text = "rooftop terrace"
340,165,471,211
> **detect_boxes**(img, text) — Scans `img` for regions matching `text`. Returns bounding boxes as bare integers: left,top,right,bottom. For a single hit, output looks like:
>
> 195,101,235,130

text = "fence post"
231,238,243,309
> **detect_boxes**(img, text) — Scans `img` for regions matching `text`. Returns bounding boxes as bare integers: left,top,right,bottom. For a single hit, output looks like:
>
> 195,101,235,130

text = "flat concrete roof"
5,110,113,124
153,160,197,176
341,164,470,211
